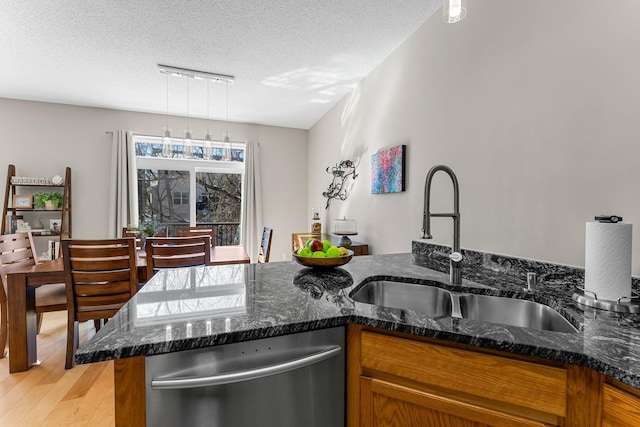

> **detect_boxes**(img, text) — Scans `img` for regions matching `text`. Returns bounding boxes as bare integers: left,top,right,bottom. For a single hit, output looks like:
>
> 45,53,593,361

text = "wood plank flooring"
0,311,115,426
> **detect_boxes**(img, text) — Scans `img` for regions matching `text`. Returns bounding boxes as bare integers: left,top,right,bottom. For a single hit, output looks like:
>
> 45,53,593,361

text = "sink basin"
350,279,578,333
349,281,452,317
458,294,578,333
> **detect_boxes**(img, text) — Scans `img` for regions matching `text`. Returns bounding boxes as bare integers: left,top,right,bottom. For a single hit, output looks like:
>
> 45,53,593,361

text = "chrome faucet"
422,165,462,285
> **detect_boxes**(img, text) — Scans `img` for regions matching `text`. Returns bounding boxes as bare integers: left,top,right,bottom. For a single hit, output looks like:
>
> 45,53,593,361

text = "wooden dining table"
7,245,250,373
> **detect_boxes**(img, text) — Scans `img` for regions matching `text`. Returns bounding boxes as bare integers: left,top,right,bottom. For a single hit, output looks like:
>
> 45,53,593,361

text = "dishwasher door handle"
151,345,342,390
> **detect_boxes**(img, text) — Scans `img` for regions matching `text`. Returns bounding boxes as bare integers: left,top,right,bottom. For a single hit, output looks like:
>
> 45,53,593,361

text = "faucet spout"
422,165,462,285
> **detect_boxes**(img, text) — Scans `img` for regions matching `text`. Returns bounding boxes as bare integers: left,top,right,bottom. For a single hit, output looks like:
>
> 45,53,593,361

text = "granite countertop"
76,251,640,390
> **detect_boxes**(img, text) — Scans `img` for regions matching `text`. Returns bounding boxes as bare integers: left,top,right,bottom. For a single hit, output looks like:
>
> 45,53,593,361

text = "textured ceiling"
0,1,442,130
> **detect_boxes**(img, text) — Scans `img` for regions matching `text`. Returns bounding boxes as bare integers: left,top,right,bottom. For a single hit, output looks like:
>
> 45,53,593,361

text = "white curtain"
107,130,138,238
241,141,263,262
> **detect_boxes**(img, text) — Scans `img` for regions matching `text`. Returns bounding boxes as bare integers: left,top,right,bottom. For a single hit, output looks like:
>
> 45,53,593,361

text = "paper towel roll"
584,222,632,301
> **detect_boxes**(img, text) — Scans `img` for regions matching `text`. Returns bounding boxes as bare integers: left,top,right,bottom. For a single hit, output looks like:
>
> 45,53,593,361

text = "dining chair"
122,227,144,249
61,237,138,369
0,232,67,358
258,227,273,263
175,226,216,246
145,235,212,279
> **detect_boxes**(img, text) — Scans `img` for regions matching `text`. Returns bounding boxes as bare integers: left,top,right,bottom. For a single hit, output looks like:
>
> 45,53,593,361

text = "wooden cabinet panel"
363,377,546,427
601,383,640,427
360,331,567,418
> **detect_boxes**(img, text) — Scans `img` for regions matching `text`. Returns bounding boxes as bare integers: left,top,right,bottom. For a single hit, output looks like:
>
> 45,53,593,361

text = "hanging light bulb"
184,78,193,159
443,0,466,23
162,73,172,157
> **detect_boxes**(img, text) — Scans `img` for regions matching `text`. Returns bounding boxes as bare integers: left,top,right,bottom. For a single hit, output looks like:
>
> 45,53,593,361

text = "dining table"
6,245,250,373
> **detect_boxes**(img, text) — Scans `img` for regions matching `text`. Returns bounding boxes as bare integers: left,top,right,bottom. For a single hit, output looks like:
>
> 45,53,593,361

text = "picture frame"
49,219,62,234
13,195,32,209
371,144,406,194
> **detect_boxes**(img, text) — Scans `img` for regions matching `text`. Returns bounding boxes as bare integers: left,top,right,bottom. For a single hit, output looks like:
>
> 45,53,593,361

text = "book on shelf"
49,240,60,260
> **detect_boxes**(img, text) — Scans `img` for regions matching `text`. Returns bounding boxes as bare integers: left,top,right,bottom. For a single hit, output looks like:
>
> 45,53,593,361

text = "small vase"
44,200,56,210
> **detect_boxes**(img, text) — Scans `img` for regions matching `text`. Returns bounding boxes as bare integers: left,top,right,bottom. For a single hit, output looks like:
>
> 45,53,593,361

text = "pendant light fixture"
184,77,193,159
443,0,466,23
157,64,235,160
224,80,232,161
204,79,213,160
162,72,172,157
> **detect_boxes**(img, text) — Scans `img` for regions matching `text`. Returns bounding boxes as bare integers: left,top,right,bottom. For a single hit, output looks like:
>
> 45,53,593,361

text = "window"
134,135,245,245
172,191,189,205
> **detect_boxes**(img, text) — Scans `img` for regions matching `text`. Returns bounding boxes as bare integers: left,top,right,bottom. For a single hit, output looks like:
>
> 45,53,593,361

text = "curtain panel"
108,130,138,238
241,141,263,262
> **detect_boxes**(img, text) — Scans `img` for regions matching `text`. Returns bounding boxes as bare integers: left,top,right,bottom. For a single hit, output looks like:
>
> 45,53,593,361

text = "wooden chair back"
175,226,216,246
61,238,138,368
122,228,144,249
0,232,67,358
258,227,273,263
145,236,212,279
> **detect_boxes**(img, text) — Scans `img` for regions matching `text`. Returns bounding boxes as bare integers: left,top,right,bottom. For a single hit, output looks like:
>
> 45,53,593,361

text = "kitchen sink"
349,280,452,317
350,279,578,333
457,294,577,333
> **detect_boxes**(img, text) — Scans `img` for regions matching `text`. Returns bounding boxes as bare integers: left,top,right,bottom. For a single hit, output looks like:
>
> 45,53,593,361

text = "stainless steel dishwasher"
146,327,345,427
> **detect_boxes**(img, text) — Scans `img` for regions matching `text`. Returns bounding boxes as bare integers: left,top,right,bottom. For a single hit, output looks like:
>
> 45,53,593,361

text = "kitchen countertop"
75,252,640,390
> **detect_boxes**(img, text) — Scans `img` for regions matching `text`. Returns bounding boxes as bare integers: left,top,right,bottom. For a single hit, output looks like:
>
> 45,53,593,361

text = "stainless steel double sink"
349,279,578,333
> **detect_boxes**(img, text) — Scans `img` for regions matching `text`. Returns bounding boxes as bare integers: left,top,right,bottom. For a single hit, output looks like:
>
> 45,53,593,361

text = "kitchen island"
76,250,640,426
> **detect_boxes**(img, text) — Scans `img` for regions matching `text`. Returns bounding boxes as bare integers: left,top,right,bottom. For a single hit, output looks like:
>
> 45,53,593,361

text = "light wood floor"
0,311,115,426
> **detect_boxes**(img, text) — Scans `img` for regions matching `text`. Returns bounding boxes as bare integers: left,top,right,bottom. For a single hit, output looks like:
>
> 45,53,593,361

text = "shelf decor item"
50,219,62,233
371,144,406,194
34,192,63,210
13,195,32,209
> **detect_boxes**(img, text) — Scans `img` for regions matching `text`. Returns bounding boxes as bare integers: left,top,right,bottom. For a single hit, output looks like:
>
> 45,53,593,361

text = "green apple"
305,238,314,248
326,247,340,258
312,251,326,258
338,247,348,256
321,239,332,252
297,247,312,257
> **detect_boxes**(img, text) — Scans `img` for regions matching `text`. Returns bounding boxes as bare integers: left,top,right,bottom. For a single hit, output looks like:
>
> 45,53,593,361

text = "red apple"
309,239,324,252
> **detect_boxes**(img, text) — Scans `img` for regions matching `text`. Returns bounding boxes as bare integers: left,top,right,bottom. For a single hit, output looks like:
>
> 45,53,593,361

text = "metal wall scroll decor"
322,160,358,209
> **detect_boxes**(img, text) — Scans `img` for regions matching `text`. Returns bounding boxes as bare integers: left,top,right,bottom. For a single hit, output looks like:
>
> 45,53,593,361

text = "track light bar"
158,64,235,83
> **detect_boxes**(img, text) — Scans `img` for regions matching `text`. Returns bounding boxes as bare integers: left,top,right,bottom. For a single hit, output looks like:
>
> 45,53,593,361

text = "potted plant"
34,192,63,210
140,222,158,238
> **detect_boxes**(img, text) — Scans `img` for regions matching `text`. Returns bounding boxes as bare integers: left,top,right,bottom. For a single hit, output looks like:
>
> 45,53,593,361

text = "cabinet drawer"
360,331,567,417
602,383,640,426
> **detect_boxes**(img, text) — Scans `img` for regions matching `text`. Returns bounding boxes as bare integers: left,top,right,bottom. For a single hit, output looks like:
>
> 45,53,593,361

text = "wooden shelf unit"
2,164,72,254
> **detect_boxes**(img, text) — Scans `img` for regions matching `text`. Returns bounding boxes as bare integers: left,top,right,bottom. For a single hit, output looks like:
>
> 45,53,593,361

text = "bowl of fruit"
293,238,354,268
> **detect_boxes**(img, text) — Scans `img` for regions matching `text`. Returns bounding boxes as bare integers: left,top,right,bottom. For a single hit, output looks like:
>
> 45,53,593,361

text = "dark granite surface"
76,243,640,390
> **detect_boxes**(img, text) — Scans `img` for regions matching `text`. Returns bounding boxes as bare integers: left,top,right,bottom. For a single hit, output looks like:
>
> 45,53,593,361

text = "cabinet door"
360,377,545,427
601,383,640,427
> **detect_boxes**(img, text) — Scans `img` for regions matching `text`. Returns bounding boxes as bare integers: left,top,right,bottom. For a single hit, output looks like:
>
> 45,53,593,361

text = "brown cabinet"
601,382,640,427
348,326,601,427
292,232,369,256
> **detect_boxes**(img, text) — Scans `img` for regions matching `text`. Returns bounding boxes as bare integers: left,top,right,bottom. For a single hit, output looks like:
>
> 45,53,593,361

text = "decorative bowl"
292,250,354,269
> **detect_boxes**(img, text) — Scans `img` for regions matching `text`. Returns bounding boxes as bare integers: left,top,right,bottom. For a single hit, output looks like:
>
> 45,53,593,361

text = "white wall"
0,98,308,261
309,0,640,274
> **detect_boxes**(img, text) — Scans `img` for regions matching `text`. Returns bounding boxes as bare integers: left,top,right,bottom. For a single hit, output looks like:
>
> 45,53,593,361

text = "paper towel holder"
572,287,640,314
594,215,623,223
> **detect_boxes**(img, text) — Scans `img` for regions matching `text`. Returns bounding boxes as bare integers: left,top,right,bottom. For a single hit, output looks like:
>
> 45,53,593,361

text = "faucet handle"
525,272,537,292
449,252,463,262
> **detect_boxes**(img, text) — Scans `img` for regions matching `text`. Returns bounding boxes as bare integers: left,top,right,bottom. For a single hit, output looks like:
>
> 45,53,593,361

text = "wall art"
371,144,406,194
